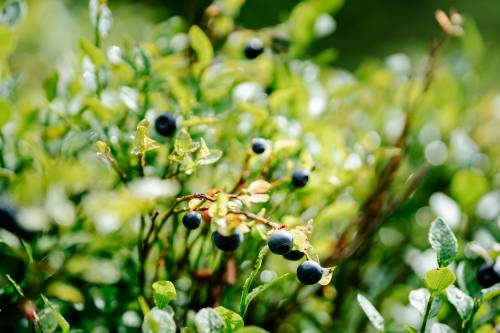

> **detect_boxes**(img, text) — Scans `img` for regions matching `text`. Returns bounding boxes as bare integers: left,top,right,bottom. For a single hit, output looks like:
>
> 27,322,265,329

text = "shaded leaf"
40,294,70,333
245,273,292,312
446,285,473,320
481,283,500,302
430,323,457,333
194,308,224,333
6,274,24,297
214,306,244,331
0,1,23,26
43,72,59,102
0,97,12,127
239,246,268,316
357,294,384,332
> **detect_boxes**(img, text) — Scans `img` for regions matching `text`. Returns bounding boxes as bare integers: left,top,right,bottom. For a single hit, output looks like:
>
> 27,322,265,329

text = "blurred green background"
11,0,500,89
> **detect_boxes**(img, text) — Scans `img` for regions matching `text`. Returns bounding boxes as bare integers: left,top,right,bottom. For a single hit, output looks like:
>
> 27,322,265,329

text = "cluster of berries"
182,211,323,285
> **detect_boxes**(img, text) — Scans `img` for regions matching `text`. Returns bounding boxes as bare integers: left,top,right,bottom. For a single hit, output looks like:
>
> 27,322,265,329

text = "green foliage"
356,294,384,332
428,218,458,267
152,281,177,309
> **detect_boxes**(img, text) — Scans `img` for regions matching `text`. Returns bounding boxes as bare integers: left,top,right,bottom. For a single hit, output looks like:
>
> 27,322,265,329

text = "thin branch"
227,210,281,229
325,34,448,266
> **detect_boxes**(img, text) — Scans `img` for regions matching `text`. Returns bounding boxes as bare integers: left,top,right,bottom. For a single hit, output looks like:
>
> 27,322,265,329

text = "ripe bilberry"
268,230,293,255
244,38,264,59
182,211,202,230
292,169,310,188
212,229,244,251
477,262,500,288
155,113,177,137
252,138,267,154
297,260,323,285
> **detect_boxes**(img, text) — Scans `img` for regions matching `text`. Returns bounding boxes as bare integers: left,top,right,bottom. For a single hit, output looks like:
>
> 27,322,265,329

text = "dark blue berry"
291,169,310,188
212,229,244,251
0,206,33,240
155,113,177,137
268,230,293,255
477,263,500,288
283,250,304,261
297,260,323,285
252,138,267,154
182,211,202,230
244,38,264,59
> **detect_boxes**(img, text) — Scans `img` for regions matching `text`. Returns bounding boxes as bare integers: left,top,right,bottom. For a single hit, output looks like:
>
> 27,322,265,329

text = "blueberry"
283,250,304,261
268,230,293,255
252,138,267,154
297,260,323,285
476,263,500,288
0,206,33,240
212,229,244,251
244,38,264,59
155,113,177,137
182,211,202,230
291,169,310,188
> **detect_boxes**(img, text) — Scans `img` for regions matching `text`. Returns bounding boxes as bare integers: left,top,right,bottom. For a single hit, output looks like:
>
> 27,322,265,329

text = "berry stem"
227,209,280,229
420,293,434,333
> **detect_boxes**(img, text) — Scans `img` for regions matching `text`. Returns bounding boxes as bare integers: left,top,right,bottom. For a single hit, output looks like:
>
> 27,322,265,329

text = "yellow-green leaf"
80,37,106,67
152,280,177,309
424,267,456,291
40,294,70,333
188,25,213,76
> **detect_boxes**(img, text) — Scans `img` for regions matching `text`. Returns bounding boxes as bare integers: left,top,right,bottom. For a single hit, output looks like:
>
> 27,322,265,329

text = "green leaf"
404,325,418,333
239,246,269,316
424,267,456,291
235,327,269,333
0,1,23,26
409,288,442,317
356,294,384,332
214,306,244,331
429,217,458,267
142,308,176,333
194,308,225,333
181,116,218,127
43,71,59,102
408,288,428,315
174,129,200,154
430,323,457,333
0,97,12,127
481,283,500,302
446,285,473,320
138,296,160,333
40,294,70,333
244,273,292,314
152,281,177,309
5,274,24,297
79,37,106,67
131,119,160,155
47,281,85,304
188,25,213,76
197,150,222,166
